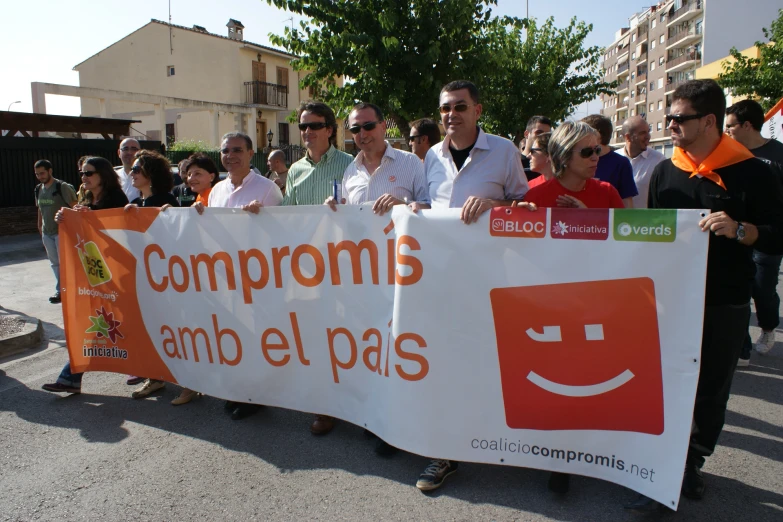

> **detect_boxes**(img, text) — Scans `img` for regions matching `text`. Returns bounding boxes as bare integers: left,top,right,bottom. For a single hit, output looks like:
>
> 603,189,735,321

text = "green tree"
480,16,614,142
719,9,783,111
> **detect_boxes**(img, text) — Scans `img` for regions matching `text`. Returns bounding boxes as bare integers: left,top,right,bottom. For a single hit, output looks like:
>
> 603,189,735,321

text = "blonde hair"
548,122,600,178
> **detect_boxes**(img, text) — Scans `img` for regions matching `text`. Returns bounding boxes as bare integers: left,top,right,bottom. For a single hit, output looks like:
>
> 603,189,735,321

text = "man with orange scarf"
626,80,783,511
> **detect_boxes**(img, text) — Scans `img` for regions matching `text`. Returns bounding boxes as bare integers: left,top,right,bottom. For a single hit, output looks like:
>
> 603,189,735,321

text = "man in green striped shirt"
283,101,353,206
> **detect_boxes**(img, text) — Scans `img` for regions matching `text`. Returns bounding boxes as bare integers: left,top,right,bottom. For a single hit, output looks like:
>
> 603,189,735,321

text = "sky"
0,0,656,118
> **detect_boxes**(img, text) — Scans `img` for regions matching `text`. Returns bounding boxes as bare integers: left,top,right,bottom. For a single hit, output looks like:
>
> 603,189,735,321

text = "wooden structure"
0,111,140,140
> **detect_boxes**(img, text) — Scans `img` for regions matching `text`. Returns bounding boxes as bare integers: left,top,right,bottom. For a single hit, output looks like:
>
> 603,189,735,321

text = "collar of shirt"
354,141,394,168
437,127,488,156
305,145,336,166
228,171,254,191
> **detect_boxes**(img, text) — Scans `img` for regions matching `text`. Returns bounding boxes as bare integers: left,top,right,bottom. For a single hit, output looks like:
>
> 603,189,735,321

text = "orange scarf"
671,135,754,190
196,186,212,206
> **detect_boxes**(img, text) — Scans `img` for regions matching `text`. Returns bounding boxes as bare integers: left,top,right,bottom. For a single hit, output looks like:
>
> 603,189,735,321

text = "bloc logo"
550,208,609,240
85,306,124,342
613,209,677,242
489,278,664,434
489,208,546,238
75,234,112,286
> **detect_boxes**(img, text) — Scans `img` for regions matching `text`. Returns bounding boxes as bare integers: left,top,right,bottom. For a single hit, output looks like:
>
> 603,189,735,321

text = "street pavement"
1,234,781,521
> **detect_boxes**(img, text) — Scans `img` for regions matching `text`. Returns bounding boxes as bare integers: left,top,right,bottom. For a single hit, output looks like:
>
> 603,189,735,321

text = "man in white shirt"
115,138,142,201
616,116,665,208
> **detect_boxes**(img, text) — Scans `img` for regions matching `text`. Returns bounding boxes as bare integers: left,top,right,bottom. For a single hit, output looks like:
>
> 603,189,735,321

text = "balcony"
666,26,702,49
668,1,703,26
666,50,701,73
665,78,691,95
635,72,647,85
636,52,648,65
617,61,630,76
637,24,649,41
617,99,629,111
244,81,288,108
616,79,629,93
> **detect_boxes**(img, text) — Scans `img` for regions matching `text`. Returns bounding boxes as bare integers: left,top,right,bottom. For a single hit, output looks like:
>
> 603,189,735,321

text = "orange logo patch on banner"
489,208,546,238
490,278,664,434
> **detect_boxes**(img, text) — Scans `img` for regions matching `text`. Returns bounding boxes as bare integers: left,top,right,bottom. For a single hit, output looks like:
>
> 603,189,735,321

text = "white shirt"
342,142,430,205
615,146,666,208
425,128,528,208
208,170,283,208
115,166,141,202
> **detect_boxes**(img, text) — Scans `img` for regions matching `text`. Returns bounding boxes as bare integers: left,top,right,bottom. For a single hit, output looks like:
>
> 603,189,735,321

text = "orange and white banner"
60,206,708,509
762,97,783,144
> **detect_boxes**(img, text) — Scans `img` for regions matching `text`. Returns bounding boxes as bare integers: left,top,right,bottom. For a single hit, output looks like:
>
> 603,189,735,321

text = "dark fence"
166,145,307,176
243,81,288,108
0,137,161,208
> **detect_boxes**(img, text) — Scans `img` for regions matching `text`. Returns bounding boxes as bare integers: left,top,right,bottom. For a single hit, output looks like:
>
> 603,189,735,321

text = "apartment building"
600,0,780,155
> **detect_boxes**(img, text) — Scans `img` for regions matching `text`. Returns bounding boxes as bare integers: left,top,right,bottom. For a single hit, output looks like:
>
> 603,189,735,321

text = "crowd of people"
31,78,783,509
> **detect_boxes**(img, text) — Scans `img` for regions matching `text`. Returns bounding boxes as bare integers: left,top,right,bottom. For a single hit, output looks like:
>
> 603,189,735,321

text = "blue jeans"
41,233,60,293
741,250,782,358
56,362,83,389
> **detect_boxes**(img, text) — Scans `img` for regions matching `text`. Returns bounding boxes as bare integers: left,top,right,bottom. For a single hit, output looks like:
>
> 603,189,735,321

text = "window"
660,35,665,44
660,13,665,22
632,34,637,42
167,66,175,77
657,121,662,131
651,61,655,71
278,122,290,147
658,100,663,110
657,78,664,89
652,19,656,28
650,103,655,112
651,40,656,50
650,82,655,91
632,52,636,61
659,56,665,66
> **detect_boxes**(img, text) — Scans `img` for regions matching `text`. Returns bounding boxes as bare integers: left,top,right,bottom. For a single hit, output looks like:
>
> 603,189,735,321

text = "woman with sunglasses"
42,157,129,395
523,122,624,210
526,132,554,189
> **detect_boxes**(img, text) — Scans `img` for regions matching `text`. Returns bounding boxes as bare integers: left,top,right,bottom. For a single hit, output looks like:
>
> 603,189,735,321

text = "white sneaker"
754,330,776,355
736,357,750,367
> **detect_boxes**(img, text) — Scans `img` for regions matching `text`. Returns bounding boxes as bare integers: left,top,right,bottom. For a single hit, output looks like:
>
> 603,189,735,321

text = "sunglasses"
408,135,424,143
578,146,602,158
529,147,546,154
665,113,704,125
298,122,327,131
348,121,380,134
130,165,145,174
120,146,140,152
438,103,473,114
80,170,97,177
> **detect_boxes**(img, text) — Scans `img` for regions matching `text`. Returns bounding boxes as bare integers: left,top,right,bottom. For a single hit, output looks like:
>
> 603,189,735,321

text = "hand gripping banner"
60,205,708,509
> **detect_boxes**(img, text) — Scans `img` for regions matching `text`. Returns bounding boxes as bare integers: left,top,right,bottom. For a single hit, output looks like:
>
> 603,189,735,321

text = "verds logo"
490,278,664,434
614,209,677,243
489,208,546,238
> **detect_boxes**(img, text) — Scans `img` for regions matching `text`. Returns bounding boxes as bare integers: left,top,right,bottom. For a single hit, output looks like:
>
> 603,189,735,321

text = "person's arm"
647,163,665,209
63,184,77,208
37,208,42,235
743,162,783,254
617,158,638,203
623,197,634,208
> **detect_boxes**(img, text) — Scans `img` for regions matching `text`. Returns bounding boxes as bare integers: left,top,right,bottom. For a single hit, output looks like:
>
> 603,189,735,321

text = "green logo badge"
614,209,677,242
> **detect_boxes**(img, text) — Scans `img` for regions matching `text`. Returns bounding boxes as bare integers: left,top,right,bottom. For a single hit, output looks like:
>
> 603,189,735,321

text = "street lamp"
266,129,274,149
7,101,21,111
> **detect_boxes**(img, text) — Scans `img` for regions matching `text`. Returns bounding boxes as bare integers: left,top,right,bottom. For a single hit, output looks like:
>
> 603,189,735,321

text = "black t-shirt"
89,189,129,210
648,157,783,305
131,192,180,208
172,184,197,207
449,142,475,171
751,139,783,176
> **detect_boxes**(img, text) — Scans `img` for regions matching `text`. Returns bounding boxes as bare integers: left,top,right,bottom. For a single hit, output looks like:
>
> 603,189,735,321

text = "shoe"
49,292,61,304
171,388,199,405
42,382,80,394
310,415,335,435
736,357,750,367
624,494,661,512
374,439,399,457
131,379,165,399
547,472,571,494
754,330,776,355
682,461,705,499
416,459,458,491
126,375,145,385
224,400,237,411
231,403,262,421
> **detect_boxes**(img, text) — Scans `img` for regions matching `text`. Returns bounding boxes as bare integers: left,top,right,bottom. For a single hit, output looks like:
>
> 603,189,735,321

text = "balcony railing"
668,25,702,46
669,1,702,24
636,52,647,64
667,50,701,69
637,24,649,37
618,61,630,74
666,79,690,93
636,72,647,84
244,81,289,107
616,79,629,92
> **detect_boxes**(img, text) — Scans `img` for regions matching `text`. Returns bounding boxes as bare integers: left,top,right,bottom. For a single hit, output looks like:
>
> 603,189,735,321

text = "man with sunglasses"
616,115,665,208
725,100,783,366
626,79,783,511
417,80,528,226
408,118,441,161
114,138,142,201
283,102,353,207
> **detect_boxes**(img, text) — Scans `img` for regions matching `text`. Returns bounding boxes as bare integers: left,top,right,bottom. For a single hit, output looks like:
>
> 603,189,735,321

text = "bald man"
115,138,142,201
616,116,665,208
266,149,288,194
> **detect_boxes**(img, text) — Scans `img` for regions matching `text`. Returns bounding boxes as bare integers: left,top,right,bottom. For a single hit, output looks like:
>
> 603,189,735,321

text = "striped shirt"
342,142,430,205
283,145,354,206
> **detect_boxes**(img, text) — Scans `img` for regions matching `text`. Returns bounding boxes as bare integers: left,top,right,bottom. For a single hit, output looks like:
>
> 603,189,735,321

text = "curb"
0,314,44,358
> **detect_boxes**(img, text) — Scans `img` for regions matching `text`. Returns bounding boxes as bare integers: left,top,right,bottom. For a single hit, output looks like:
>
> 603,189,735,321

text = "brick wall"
0,207,38,236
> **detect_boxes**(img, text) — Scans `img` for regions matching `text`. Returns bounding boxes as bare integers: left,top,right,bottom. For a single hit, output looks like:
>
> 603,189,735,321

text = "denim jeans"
56,362,83,388
41,233,60,293
741,250,783,359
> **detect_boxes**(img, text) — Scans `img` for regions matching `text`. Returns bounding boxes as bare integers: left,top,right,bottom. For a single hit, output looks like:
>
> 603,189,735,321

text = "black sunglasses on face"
298,122,328,131
348,121,380,134
81,170,97,177
578,146,602,158
408,135,423,143
530,147,546,154
130,165,143,174
438,103,472,114
120,146,140,152
665,113,704,125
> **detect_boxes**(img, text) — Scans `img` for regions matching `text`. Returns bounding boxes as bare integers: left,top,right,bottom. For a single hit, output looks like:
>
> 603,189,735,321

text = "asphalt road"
1,234,781,521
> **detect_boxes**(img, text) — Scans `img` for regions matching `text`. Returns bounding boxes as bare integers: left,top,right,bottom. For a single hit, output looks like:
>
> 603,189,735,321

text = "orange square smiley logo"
489,278,664,434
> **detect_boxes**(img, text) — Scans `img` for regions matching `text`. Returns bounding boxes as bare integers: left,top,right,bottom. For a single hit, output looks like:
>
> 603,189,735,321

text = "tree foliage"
265,0,612,139
719,9,783,111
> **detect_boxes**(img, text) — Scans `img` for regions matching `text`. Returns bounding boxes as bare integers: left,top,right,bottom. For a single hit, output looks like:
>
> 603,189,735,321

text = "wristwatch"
736,221,746,242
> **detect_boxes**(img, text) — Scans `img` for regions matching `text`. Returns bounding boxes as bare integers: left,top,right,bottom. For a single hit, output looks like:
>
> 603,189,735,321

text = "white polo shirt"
342,142,430,205
208,170,283,208
115,166,141,202
425,128,528,208
615,146,666,208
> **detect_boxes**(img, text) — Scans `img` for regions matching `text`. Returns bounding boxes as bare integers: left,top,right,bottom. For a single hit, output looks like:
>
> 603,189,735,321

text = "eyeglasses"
348,121,380,134
120,147,140,152
438,103,473,114
529,147,546,154
130,165,143,174
578,146,602,158
298,122,328,131
408,135,424,143
665,113,704,125
80,170,97,177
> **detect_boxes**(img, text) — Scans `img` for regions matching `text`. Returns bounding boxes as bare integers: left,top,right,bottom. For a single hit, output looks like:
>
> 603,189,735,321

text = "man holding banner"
631,80,783,510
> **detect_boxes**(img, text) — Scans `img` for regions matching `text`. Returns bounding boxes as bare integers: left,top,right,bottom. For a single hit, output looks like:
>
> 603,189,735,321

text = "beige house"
71,18,339,149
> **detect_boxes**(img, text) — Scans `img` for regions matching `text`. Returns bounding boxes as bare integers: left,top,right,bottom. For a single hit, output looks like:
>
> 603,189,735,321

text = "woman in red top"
523,122,623,209
526,132,554,189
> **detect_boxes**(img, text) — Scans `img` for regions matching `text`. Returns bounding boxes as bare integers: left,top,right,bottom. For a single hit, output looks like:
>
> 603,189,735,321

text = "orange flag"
671,135,754,190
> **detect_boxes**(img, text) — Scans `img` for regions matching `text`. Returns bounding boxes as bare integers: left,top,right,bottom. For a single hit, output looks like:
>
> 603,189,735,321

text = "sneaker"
231,403,262,421
754,330,776,355
42,382,80,394
171,388,199,405
736,357,750,368
131,379,165,399
416,459,458,491
49,292,61,304
681,461,705,500
126,375,145,385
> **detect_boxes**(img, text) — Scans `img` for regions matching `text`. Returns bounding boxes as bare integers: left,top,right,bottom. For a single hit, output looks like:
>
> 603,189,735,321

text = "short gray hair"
221,132,253,150
548,121,600,178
